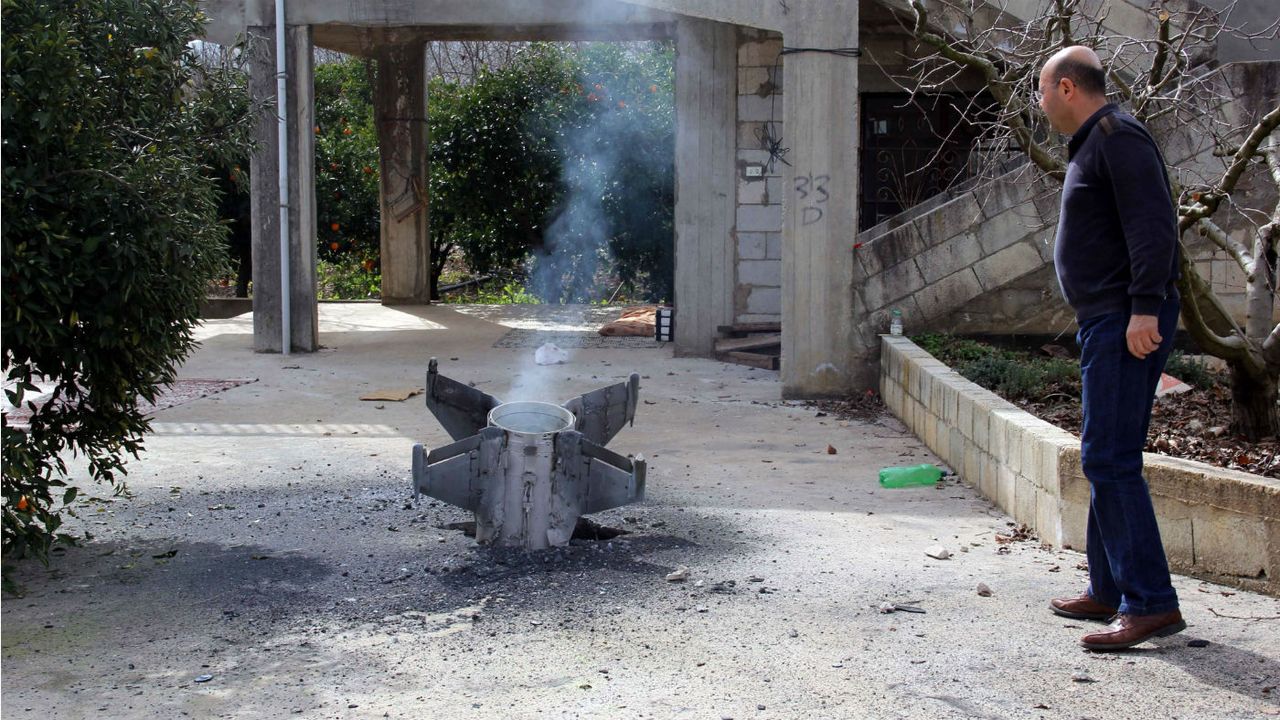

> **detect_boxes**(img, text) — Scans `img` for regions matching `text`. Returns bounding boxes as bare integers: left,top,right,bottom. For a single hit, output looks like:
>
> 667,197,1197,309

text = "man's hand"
1126,314,1162,359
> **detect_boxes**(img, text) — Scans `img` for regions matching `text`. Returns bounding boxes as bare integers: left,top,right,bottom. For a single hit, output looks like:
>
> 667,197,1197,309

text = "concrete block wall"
734,29,784,324
879,334,1075,547
853,166,1067,337
881,334,1280,596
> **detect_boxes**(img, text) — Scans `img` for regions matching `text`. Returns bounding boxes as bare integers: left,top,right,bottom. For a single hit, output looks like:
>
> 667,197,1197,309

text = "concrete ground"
3,303,1278,720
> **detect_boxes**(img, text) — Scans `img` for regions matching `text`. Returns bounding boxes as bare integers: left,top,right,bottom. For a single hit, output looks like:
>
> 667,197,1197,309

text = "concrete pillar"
673,18,738,355
374,43,431,304
781,2,863,396
248,24,318,352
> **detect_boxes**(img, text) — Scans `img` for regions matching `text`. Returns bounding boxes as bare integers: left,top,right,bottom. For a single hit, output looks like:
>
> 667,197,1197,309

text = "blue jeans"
1077,301,1180,616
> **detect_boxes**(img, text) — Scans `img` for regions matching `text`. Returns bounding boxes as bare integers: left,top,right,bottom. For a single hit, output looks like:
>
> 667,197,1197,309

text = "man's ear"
1059,77,1076,100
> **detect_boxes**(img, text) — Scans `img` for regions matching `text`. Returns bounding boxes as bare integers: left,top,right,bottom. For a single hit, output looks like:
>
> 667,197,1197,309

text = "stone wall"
852,165,1070,340
880,334,1280,596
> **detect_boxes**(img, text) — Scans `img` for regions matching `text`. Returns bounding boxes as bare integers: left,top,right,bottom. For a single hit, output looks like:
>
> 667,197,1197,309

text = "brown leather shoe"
1050,594,1118,621
1080,610,1186,651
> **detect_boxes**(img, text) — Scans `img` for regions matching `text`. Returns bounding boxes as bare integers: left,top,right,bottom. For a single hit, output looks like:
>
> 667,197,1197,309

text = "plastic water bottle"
889,308,904,336
878,463,942,488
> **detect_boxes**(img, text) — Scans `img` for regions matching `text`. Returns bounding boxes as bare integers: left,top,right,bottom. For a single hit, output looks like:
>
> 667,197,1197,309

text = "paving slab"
3,303,1278,719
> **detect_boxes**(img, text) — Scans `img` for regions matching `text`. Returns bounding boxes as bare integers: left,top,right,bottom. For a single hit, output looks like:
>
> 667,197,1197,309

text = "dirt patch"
1019,382,1279,478
914,334,1278,478
806,389,887,423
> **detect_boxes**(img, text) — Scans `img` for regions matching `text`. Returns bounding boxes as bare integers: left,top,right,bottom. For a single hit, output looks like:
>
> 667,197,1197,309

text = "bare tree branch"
1195,218,1257,279
908,0,1066,179
893,0,1280,435
1177,252,1253,365
1183,102,1280,231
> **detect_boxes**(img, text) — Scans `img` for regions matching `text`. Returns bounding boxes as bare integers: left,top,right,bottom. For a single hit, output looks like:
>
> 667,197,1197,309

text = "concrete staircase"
851,162,1075,344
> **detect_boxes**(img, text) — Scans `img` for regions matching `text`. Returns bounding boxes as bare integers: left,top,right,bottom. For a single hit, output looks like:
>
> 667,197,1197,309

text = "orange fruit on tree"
329,241,340,251
16,496,30,512
331,222,340,232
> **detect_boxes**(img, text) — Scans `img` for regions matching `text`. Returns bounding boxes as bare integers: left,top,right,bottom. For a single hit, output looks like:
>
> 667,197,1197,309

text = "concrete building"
200,0,1278,397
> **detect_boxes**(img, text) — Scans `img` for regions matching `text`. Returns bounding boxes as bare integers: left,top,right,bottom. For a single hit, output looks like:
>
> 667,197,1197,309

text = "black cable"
755,123,791,167
780,47,862,58
755,47,861,168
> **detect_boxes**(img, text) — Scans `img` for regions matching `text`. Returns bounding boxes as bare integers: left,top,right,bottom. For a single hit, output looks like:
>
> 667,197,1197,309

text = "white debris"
1155,373,1192,397
665,565,690,582
925,545,951,560
534,342,568,365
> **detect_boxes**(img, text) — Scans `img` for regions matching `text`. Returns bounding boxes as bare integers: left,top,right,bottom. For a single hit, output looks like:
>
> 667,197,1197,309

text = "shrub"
429,42,675,303
913,334,1081,402
1164,351,1220,390
317,254,381,300
300,43,677,302
1,0,253,590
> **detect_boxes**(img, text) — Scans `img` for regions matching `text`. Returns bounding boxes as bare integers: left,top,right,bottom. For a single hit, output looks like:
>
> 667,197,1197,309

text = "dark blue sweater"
1053,103,1180,321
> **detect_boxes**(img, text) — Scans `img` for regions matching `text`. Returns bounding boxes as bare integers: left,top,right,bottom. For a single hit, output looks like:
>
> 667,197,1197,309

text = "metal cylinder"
488,401,574,434
482,402,575,549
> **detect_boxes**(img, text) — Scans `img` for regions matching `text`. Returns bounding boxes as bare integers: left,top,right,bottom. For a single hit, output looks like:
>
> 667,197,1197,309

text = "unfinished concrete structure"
200,0,1277,397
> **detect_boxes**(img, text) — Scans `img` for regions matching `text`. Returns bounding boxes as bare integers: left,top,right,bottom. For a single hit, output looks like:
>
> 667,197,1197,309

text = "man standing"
1038,46,1186,650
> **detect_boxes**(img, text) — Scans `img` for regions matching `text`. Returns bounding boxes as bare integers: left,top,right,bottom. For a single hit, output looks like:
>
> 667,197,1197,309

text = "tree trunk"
1228,361,1280,440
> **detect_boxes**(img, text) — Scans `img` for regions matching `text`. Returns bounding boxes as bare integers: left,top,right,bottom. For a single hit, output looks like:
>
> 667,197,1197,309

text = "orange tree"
1,0,253,590
313,58,381,277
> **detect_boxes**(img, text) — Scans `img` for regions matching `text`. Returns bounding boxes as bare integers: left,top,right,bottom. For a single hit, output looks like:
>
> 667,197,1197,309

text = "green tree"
534,42,675,303
1,0,254,590
428,45,572,292
313,58,381,282
429,42,675,302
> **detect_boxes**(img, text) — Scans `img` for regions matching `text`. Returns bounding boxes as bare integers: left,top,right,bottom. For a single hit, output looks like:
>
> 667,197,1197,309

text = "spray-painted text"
794,172,830,225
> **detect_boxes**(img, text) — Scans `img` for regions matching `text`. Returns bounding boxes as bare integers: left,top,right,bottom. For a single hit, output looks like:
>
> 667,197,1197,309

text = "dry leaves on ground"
1020,383,1278,478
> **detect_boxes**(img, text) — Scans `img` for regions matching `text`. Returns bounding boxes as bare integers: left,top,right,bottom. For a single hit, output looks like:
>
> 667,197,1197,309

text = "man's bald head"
1044,45,1107,98
1037,45,1109,134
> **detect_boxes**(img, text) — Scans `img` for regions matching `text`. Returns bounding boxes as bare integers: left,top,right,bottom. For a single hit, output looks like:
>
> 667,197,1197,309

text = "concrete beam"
620,0,782,30
248,24,320,352
781,0,863,396
311,23,675,56
201,0,679,43
374,43,432,304
672,18,738,356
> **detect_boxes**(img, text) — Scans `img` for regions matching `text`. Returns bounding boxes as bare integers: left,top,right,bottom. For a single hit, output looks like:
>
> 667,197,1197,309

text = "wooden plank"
721,350,781,371
715,333,782,353
717,322,782,336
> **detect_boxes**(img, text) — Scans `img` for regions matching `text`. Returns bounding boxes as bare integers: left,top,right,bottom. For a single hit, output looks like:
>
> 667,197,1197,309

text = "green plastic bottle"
878,463,943,488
